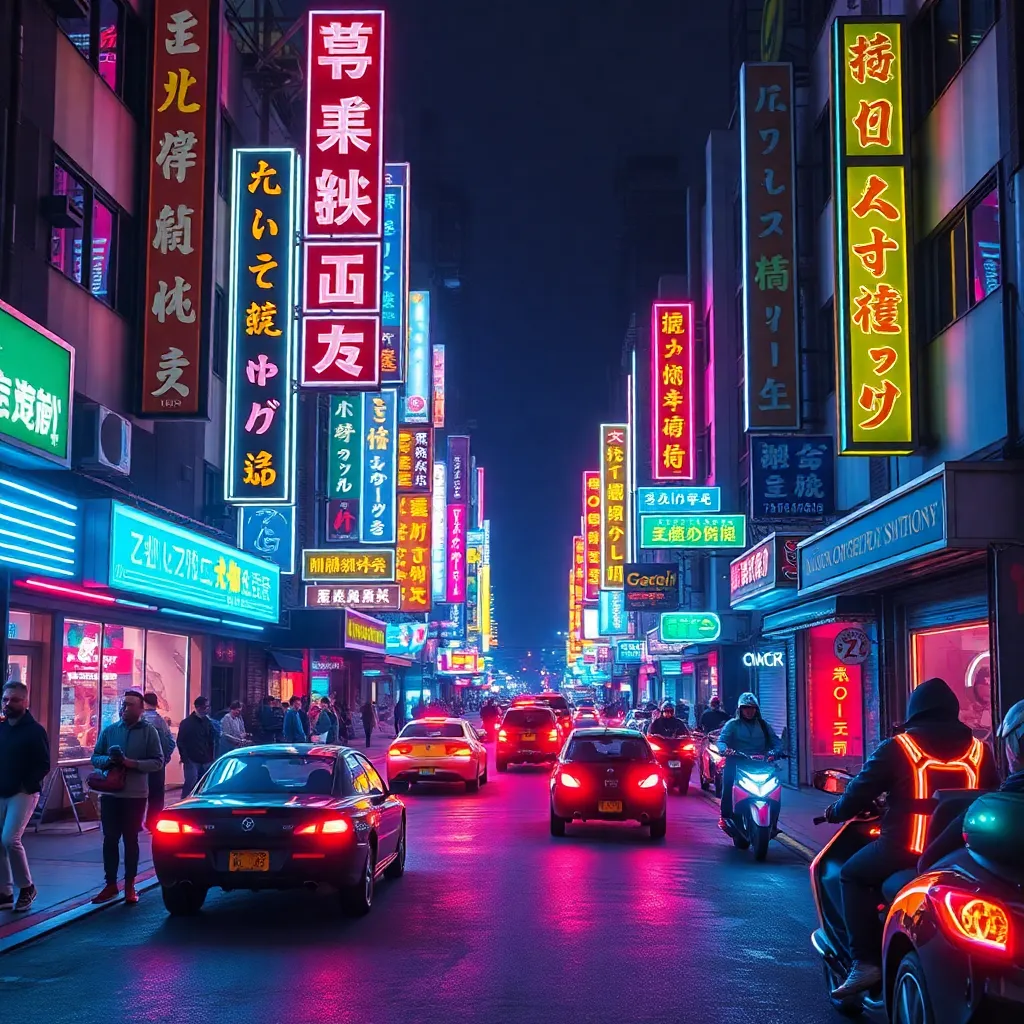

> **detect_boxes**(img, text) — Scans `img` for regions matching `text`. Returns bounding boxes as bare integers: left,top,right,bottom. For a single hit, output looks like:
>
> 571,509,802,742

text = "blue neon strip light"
0,475,80,579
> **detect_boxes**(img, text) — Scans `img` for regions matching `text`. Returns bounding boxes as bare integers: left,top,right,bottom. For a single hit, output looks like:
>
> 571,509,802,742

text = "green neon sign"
660,613,721,644
640,514,746,549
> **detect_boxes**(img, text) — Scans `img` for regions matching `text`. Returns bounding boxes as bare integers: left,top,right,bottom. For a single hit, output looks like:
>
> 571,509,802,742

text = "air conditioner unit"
39,194,84,229
74,404,132,476
48,0,91,19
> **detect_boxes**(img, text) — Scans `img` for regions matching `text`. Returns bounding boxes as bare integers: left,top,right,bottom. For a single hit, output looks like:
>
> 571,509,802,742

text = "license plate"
229,850,269,872
668,760,682,768
418,767,436,775
521,733,535,741
598,801,622,813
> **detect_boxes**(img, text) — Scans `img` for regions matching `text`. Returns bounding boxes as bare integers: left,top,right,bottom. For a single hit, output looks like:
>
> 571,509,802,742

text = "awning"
762,596,878,636
268,650,304,673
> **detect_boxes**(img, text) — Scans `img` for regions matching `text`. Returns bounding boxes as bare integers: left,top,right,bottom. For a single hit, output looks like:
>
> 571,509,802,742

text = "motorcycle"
718,750,786,861
647,733,697,795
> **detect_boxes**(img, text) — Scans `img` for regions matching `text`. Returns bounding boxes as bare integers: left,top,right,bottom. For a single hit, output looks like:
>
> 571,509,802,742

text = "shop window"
99,624,144,731
60,619,103,761
145,631,189,734
910,622,991,740
808,623,866,773
8,610,48,642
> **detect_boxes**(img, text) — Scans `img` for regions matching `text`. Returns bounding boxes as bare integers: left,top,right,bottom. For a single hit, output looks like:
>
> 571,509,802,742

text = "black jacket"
830,678,1000,846
700,709,730,733
649,717,689,738
177,712,217,764
0,711,51,797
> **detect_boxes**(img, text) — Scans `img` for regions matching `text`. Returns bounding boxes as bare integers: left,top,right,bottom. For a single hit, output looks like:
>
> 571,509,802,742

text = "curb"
694,787,818,862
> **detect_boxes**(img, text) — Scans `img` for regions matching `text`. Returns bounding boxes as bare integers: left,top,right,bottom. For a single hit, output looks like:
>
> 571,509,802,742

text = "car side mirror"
812,768,849,794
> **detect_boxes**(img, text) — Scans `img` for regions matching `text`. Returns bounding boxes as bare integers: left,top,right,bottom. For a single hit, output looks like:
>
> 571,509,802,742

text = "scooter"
718,751,786,861
647,733,697,795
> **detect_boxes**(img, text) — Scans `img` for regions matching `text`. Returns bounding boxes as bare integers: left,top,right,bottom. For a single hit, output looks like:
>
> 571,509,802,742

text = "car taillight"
296,818,351,836
497,729,508,742
559,772,582,788
931,885,1012,956
548,729,559,742
445,744,472,757
154,818,202,835
391,743,413,755
637,772,662,789
682,742,695,753
648,741,662,752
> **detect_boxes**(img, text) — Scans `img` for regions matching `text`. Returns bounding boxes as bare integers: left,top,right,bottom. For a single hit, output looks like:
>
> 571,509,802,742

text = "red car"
496,706,562,771
549,729,668,839
573,707,602,729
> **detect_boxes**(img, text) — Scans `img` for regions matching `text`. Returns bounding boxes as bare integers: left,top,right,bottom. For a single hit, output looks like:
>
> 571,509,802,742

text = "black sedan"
152,744,406,917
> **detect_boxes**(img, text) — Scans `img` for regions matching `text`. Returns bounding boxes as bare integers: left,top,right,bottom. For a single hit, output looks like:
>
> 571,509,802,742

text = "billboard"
446,503,467,603
740,62,800,430
598,588,628,636
404,290,431,422
302,548,395,582
832,18,913,454
359,389,397,543
641,514,747,549
481,518,492,653
582,471,601,601
381,163,409,382
624,562,680,612
431,461,447,602
396,426,432,493
650,302,695,480
302,241,380,315
599,423,630,590
396,494,431,612
225,148,298,504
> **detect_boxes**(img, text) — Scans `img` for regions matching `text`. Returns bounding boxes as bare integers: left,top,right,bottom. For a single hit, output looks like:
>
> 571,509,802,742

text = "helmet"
710,696,722,709
661,701,675,713
997,699,1024,763
737,692,760,710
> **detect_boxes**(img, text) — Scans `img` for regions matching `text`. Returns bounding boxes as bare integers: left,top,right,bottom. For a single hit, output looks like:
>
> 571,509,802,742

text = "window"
199,754,337,795
213,286,228,379
913,0,998,117
50,164,85,285
58,0,135,100
970,187,1001,302
910,623,991,740
400,723,466,739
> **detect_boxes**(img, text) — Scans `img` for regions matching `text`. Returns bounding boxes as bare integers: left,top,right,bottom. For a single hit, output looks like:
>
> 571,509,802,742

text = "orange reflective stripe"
894,733,983,854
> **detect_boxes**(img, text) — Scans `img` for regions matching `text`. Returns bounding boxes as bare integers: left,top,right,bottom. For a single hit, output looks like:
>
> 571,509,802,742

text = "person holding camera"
89,690,162,905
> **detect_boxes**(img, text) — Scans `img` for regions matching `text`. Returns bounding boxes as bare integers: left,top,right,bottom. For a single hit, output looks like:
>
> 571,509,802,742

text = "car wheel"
479,763,488,785
649,814,667,840
161,883,207,916
822,962,865,1018
466,776,480,792
496,759,508,773
892,952,935,1024
385,820,406,879
550,805,566,837
341,847,375,917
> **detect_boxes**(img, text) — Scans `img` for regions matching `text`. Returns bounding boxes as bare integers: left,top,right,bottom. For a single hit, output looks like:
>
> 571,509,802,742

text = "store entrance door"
7,642,41,699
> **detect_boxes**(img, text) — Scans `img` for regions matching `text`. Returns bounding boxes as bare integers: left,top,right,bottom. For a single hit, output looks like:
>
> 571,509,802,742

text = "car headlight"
737,772,779,797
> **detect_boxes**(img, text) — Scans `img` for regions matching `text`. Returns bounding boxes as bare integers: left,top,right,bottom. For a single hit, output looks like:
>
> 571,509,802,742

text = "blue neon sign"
403,291,430,423
0,474,80,579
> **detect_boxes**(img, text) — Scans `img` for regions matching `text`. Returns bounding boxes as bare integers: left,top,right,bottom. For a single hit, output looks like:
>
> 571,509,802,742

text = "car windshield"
197,754,336,796
567,735,651,762
538,695,570,711
400,723,465,739
503,708,555,728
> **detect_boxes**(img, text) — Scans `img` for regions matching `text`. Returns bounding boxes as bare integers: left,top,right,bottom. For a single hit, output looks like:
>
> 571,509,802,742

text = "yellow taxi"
386,718,488,793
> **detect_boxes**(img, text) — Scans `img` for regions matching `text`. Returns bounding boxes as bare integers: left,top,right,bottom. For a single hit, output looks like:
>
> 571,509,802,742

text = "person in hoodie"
717,691,784,823
825,677,999,999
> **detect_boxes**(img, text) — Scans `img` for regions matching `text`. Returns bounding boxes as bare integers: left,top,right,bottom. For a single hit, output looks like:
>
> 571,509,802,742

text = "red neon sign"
809,623,864,761
651,301,695,480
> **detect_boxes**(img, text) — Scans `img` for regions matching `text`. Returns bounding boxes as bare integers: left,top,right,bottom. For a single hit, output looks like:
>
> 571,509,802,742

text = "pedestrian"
283,695,307,742
393,700,405,735
360,699,376,747
90,690,162,904
0,681,50,913
299,695,311,741
257,696,281,743
141,692,175,832
177,696,217,796
339,704,353,742
314,697,338,744
219,701,249,755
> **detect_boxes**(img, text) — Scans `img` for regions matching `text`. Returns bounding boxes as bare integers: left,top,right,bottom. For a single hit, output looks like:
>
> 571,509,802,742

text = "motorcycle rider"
718,692,783,823
479,698,500,736
700,696,729,733
825,677,999,999
649,701,689,739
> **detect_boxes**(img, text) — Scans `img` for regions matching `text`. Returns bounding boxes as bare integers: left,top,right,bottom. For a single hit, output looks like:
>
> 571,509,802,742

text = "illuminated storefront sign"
302,547,395,583
743,650,785,668
650,302,695,480
466,529,483,632
637,487,720,512
729,532,802,609
583,471,601,601
96,502,279,623
0,301,74,466
237,505,296,575
438,650,480,675
445,436,469,602
396,494,431,612
225,148,298,504
386,621,427,657
641,514,747,549
569,534,584,660
740,62,800,430
431,461,447,602
809,622,864,761
599,423,631,589
659,612,721,644
431,344,446,427
141,0,217,416
475,466,485,529
381,163,409,382
480,519,492,653
326,394,362,540
624,563,680,612
300,314,380,388
396,426,432,493
303,241,380,315
598,588,628,636
0,474,80,579
343,609,386,654
359,389,397,543
833,17,913,453
305,583,401,610
749,435,834,518
614,639,646,664
404,291,431,422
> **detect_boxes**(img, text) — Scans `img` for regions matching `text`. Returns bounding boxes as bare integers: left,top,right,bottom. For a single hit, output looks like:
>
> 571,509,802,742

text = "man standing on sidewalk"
90,690,162,905
142,692,175,831
0,681,50,913
177,697,217,796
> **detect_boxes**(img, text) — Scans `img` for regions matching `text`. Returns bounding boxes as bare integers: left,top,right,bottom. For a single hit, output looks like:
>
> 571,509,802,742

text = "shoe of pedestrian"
13,886,37,913
0,892,13,911
91,882,120,904
831,961,883,999
124,882,139,905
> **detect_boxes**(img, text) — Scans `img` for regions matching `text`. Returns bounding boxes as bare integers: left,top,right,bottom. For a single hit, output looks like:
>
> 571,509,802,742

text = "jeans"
182,761,212,797
146,767,166,829
0,793,39,892
363,726,372,746
840,837,918,961
99,796,147,884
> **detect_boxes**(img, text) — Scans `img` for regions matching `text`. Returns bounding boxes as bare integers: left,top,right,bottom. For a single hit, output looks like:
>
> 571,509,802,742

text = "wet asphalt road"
0,750,829,1024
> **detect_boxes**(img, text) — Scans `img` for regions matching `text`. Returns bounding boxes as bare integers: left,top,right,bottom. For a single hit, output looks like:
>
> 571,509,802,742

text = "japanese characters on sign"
740,63,800,431
447,435,470,503
237,505,296,575
301,315,381,388
327,393,362,502
582,471,601,602
466,529,484,632
303,241,381,314
599,424,631,589
305,583,401,611
480,518,492,653
833,18,913,454
304,11,385,238
431,345,446,427
359,389,397,543
326,499,360,542
637,487,721,512
446,503,467,603
475,466,486,528
431,462,447,602
404,291,431,422
569,536,584,660
598,588,628,636
749,435,835,518
141,1,217,416
640,514,747,550
225,148,298,504
302,547,395,583
729,533,802,608
381,163,409,382
650,303,695,480
0,301,74,466
396,494,432,612
397,427,432,493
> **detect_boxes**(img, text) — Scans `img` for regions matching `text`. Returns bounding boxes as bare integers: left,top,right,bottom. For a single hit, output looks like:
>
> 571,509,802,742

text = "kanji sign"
641,514,747,549
302,241,380,314
397,426,432,493
599,423,631,589
833,18,913,454
431,462,447,602
141,0,218,416
326,498,359,542
582,471,601,602
729,532,803,609
598,588,628,636
305,583,401,610
446,503,467,602
466,528,484,631
225,148,298,504
650,303,695,480
432,344,446,427
749,434,835,518
447,435,470,503
809,622,864,760
404,291,431,422
304,10,385,238
302,547,395,582
396,494,432,612
300,315,381,388
569,535,584,660
327,394,362,501
359,388,397,543
637,487,721,512
381,163,409,382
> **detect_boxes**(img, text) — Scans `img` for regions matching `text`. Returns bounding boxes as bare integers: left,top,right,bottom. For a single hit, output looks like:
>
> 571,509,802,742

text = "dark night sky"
383,1,733,654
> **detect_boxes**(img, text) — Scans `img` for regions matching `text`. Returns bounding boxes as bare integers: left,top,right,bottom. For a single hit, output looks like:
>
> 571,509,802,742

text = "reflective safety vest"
893,732,986,854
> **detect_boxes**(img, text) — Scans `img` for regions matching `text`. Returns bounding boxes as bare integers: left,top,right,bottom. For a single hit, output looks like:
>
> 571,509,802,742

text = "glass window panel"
950,215,970,321
911,623,991,741
146,631,189,785
59,619,103,761
932,0,962,96
98,624,145,731
90,199,115,303
970,187,1001,304
962,0,996,59
932,224,955,333
98,0,121,92
50,165,85,285
911,9,935,116
58,14,92,62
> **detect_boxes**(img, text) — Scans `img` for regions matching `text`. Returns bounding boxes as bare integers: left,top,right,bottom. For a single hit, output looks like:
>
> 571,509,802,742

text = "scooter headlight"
737,772,779,797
